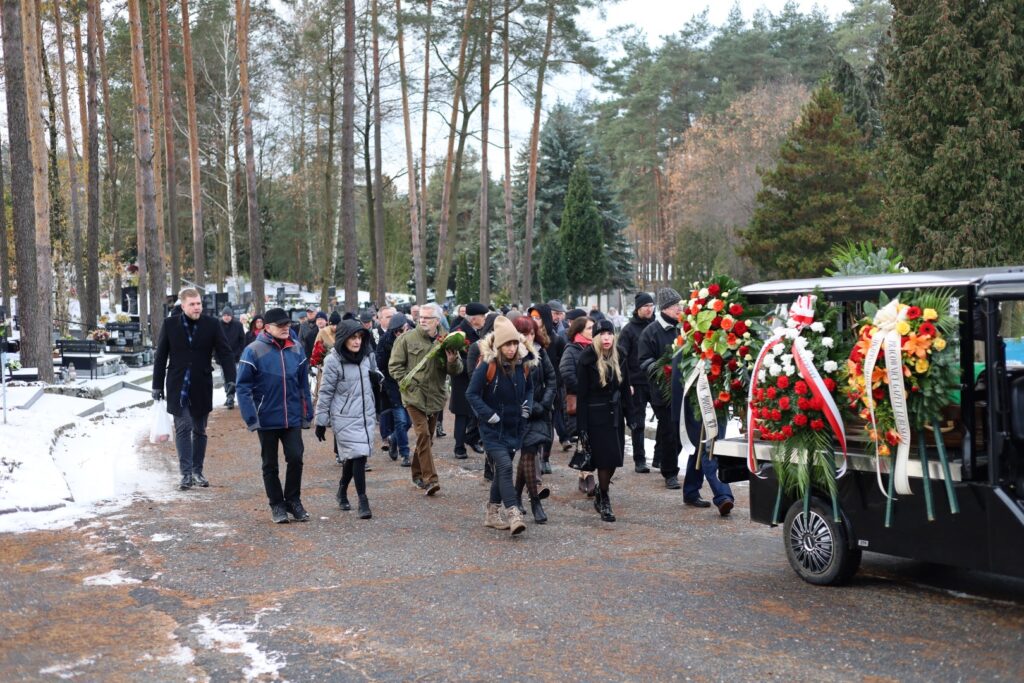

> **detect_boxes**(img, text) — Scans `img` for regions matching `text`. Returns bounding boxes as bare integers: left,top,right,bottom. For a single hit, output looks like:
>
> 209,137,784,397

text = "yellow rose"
923,308,938,321
915,358,930,373
933,337,947,351
896,320,911,336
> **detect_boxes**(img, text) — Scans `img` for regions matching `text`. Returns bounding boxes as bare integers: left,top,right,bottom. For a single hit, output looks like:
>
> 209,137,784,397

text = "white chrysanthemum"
757,370,767,383
823,360,839,373
794,335,809,349
744,354,753,362
743,332,751,340
768,363,782,376
722,291,730,298
784,364,796,376
786,328,801,340
810,321,825,333
821,336,834,348
786,318,799,328
781,353,794,364
699,287,709,298
772,327,786,338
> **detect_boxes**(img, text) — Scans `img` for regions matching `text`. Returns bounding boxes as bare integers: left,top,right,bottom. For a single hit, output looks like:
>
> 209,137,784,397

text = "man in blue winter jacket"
236,307,315,524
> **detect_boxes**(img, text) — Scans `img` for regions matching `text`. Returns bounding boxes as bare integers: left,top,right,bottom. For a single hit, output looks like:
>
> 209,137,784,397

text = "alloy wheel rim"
789,510,835,574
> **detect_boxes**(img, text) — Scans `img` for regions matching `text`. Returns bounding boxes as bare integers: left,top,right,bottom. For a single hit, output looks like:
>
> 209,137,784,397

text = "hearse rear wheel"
783,499,861,586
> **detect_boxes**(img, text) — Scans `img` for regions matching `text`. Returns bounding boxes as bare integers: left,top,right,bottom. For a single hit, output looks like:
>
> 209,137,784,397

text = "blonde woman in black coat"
576,319,633,522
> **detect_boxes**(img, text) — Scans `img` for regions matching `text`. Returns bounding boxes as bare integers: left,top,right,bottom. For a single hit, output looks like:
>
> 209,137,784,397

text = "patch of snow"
193,611,285,681
159,638,195,666
150,533,175,542
39,657,96,679
190,521,227,529
83,569,141,586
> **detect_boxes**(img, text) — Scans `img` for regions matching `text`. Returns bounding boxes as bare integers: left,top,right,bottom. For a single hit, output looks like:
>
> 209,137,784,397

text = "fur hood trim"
477,332,539,368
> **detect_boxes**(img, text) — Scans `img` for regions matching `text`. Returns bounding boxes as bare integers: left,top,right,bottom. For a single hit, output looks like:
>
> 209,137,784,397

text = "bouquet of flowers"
398,330,468,393
649,275,760,443
88,329,111,343
843,290,960,523
115,313,131,324
747,292,848,521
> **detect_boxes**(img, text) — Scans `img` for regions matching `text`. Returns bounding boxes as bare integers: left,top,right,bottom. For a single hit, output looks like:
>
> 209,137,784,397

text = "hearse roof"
740,266,1024,303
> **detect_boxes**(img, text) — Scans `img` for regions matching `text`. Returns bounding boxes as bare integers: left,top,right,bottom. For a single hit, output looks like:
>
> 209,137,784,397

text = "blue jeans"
173,411,209,476
388,406,411,457
487,446,518,508
682,446,733,506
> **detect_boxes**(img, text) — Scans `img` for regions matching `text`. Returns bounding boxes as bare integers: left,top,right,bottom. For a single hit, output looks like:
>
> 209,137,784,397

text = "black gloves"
152,389,164,402
224,381,235,396
315,425,327,442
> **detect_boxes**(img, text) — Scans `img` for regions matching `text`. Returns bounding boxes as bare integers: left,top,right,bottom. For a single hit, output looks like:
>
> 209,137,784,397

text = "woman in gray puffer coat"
314,320,378,519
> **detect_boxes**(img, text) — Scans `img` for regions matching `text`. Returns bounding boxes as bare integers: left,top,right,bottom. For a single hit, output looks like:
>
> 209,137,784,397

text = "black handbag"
568,442,595,472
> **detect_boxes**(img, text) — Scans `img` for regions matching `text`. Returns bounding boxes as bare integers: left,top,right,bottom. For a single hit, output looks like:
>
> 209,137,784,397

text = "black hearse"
712,267,1024,585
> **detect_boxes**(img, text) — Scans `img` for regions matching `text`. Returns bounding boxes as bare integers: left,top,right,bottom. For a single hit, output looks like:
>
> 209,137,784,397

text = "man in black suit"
153,288,238,490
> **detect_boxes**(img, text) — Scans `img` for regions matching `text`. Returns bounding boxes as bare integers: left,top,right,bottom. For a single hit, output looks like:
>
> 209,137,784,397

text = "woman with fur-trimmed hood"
466,316,535,536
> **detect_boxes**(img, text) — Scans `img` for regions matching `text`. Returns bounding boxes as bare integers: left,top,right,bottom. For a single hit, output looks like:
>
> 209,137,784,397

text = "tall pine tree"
883,1,1024,270
561,159,606,300
741,85,883,278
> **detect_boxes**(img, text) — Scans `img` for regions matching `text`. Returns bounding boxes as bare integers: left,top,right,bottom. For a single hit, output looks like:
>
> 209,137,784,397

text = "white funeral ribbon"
862,299,913,497
681,358,719,446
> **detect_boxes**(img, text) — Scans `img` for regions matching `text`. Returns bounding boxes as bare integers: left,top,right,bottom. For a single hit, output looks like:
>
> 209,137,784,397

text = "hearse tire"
783,499,862,586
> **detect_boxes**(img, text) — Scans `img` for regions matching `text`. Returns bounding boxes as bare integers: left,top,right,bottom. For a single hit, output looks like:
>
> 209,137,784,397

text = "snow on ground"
192,609,285,681
82,569,142,586
0,385,180,534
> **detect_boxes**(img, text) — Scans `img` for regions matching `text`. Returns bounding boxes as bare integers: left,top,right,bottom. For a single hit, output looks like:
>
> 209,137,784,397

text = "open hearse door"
711,267,1024,585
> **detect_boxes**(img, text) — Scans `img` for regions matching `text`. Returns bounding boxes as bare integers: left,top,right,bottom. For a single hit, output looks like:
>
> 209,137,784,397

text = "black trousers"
652,403,680,479
453,413,480,454
629,384,651,465
258,428,304,506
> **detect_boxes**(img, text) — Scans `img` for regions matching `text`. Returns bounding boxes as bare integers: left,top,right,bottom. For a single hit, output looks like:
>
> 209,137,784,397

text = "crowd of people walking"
151,286,735,535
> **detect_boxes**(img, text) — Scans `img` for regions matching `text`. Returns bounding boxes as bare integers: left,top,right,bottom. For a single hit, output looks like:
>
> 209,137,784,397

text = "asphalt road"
2,405,1023,682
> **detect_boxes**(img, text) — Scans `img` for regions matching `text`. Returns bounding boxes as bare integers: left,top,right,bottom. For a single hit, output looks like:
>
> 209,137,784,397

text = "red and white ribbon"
745,294,847,477
682,359,719,446
862,299,912,497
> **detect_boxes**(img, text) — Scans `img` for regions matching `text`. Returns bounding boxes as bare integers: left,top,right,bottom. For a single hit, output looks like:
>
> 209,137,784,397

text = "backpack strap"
486,359,529,384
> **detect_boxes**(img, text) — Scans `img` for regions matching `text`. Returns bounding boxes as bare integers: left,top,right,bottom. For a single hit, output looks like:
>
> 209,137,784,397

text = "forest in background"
3,0,1023,383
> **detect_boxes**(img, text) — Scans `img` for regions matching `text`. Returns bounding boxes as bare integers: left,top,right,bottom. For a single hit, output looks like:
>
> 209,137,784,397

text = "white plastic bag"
149,401,173,444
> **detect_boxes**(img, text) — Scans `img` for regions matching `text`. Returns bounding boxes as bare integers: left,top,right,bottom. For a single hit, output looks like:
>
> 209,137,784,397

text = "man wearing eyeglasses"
388,302,463,496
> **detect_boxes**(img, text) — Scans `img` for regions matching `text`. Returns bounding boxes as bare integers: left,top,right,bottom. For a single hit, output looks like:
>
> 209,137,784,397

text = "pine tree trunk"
362,37,376,307
434,0,476,300
52,0,87,326
319,17,338,312
85,0,100,323
221,23,238,290
3,0,55,381
127,0,164,344
371,0,386,306
97,1,121,307
501,0,516,303
417,0,432,301
0,136,9,317
340,0,357,312
395,0,423,304
41,9,70,338
237,0,264,312
478,0,492,304
521,0,554,305
181,0,204,288
148,2,168,294
159,0,179,294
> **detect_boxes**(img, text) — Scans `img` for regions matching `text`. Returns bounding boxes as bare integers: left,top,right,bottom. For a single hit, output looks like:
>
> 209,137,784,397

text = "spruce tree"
561,159,606,299
539,229,567,301
741,85,883,279
883,0,1024,270
455,252,472,305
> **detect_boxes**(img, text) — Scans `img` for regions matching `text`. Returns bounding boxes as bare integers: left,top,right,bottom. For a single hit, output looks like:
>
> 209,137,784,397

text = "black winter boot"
593,486,603,515
530,496,548,524
600,489,616,522
336,483,351,511
358,495,372,519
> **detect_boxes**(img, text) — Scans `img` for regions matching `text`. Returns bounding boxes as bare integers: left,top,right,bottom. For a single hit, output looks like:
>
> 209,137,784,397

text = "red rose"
778,396,791,410
727,358,738,371
711,316,722,328
824,377,836,392
738,345,750,357
731,378,743,390
713,399,724,409
759,428,769,440
708,283,721,296
718,391,731,402
733,321,748,335
710,364,722,377
753,388,763,400
810,419,825,431
693,331,704,344
766,387,777,400
682,320,691,332
781,425,794,438
728,303,743,317
760,408,770,419
770,409,782,420
906,306,922,320
918,322,938,338
873,387,884,400
794,380,809,395
793,413,808,427
885,430,900,446
776,376,790,389
663,365,672,378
